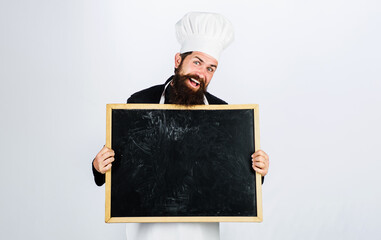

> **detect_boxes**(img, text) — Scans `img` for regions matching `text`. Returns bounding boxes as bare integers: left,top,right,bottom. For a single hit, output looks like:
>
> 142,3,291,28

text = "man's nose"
196,71,206,82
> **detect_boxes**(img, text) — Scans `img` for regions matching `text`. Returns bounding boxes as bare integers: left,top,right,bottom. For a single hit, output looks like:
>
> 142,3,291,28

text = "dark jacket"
92,76,227,186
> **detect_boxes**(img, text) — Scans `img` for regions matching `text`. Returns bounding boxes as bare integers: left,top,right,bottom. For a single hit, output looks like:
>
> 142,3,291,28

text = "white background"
1,0,380,239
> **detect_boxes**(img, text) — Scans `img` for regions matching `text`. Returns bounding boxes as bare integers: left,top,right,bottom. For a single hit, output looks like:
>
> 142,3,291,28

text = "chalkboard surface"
105,104,262,223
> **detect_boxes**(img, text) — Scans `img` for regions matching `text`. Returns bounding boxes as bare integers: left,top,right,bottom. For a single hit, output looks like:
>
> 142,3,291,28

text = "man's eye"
207,67,214,72
194,61,200,65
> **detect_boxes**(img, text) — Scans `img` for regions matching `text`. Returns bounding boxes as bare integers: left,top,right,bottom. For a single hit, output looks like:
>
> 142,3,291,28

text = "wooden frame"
105,104,262,223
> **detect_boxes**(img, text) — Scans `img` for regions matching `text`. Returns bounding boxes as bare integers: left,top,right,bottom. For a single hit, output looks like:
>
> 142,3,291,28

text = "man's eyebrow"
195,56,217,69
194,56,204,63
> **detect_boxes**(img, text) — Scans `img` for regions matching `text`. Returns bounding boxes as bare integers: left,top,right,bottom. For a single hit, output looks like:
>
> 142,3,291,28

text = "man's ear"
174,53,182,68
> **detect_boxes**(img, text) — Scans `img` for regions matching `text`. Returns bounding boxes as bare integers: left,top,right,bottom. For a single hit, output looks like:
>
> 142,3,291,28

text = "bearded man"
92,12,269,240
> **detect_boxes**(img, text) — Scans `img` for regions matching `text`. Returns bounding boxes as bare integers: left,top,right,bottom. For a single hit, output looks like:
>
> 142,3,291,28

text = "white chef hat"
175,12,234,61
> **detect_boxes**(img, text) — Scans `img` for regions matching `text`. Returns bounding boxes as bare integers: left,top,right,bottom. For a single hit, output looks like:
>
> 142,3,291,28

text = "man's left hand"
251,150,269,176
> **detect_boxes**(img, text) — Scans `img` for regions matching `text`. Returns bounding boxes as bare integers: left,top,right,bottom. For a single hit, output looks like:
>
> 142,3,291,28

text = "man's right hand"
93,146,115,174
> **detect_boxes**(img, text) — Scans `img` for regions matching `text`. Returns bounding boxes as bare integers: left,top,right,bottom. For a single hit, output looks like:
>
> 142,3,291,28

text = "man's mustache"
180,74,205,87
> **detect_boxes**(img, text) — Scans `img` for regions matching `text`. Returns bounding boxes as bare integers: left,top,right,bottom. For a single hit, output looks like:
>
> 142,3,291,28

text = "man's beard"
168,73,207,106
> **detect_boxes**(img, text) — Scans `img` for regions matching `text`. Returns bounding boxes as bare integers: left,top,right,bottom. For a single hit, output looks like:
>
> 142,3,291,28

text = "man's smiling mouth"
189,78,200,87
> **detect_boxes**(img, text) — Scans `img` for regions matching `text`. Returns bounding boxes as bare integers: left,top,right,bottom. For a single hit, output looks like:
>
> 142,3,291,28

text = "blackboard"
105,104,262,223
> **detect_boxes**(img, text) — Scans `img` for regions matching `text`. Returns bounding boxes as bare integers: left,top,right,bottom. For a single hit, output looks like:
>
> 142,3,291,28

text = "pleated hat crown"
175,12,234,61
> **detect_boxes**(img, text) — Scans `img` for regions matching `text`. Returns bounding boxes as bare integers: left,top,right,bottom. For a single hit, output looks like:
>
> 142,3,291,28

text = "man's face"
174,51,218,92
